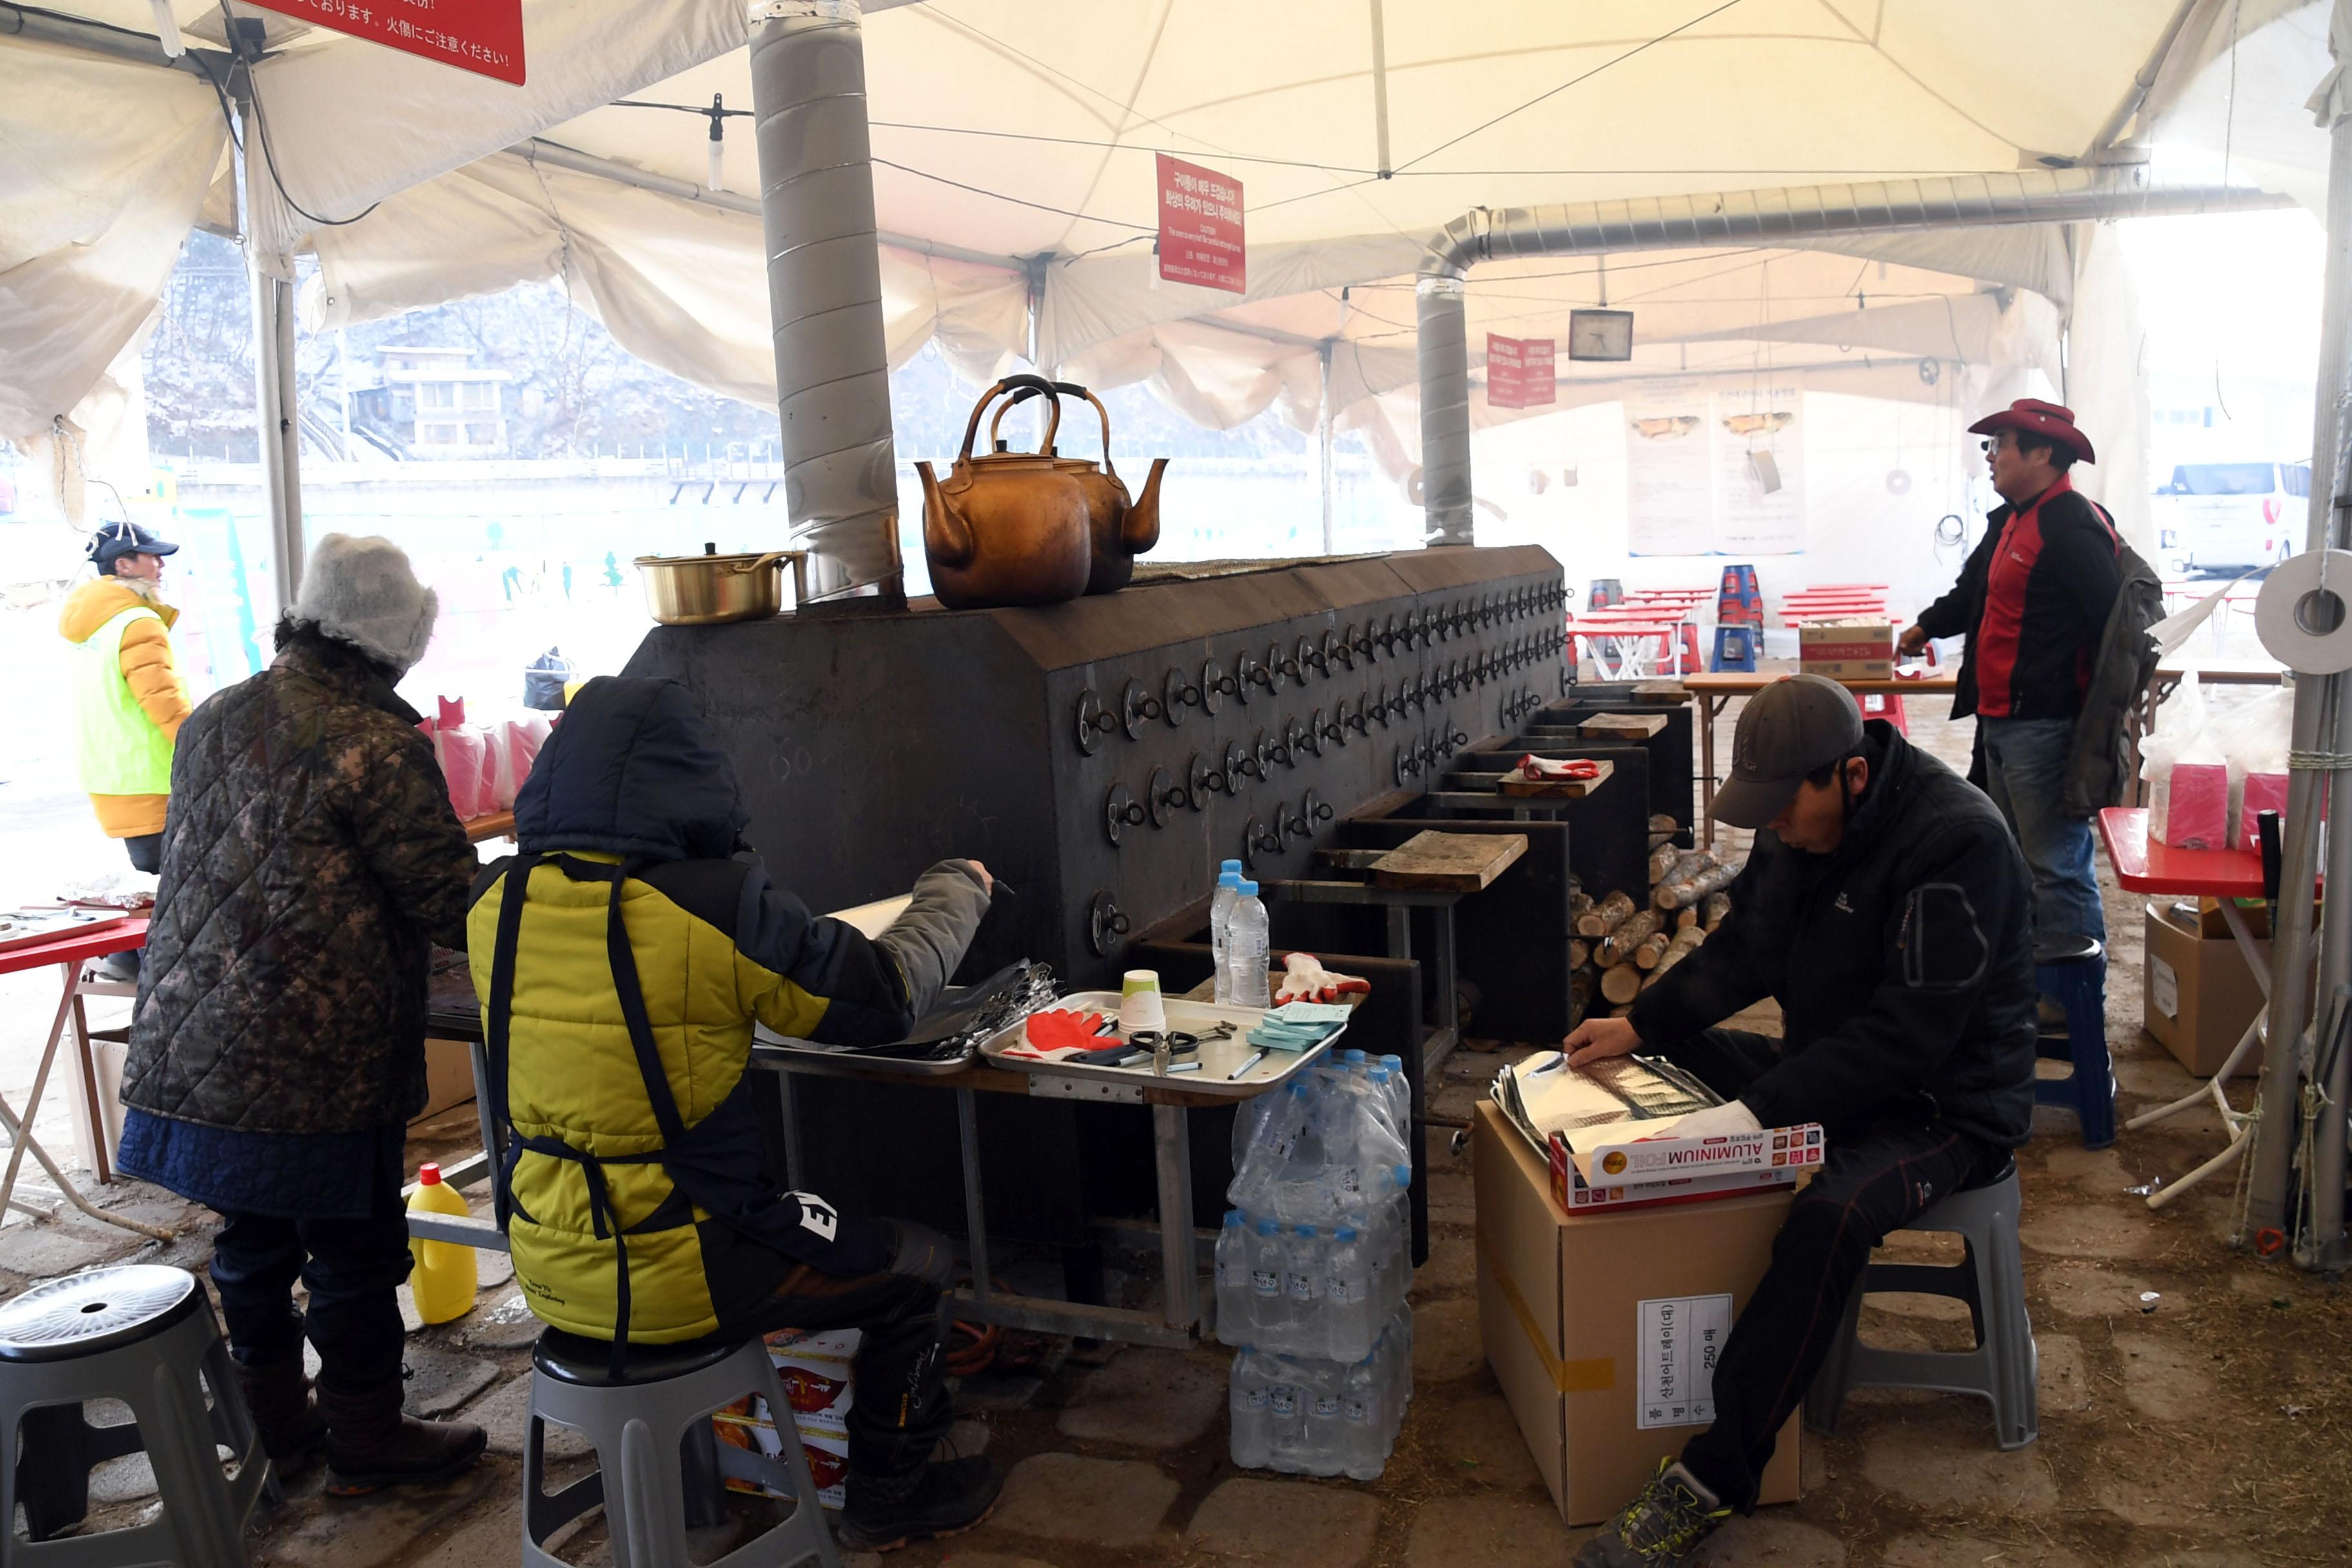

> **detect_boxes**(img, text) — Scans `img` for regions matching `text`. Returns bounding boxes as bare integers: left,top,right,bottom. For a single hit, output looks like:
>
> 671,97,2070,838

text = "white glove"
1275,951,1370,1004
1670,1100,1763,1141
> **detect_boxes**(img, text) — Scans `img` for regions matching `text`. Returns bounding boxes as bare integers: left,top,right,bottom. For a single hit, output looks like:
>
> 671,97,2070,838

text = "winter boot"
318,1378,487,1496
231,1357,329,1479
835,1456,1003,1553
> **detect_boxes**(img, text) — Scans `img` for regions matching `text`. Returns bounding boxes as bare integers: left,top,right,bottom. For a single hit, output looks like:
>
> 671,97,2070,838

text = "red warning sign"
245,1,525,85
1156,153,1246,295
1487,334,1556,409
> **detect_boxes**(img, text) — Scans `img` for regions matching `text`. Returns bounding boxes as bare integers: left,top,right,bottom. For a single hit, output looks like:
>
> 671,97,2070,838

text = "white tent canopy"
0,0,2335,545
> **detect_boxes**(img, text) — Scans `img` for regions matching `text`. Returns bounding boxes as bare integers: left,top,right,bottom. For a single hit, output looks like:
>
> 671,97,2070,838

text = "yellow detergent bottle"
406,1163,478,1324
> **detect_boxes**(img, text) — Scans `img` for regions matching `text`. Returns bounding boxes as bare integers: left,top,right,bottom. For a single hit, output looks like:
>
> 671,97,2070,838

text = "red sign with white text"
245,0,525,84
1157,154,1246,294
1487,333,1556,409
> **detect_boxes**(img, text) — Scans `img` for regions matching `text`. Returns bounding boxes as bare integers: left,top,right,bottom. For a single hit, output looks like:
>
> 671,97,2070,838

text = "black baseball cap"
86,520,179,572
1712,674,1865,828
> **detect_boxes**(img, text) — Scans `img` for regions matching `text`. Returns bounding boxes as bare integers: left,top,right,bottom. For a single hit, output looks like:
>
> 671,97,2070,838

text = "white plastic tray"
979,991,1349,1098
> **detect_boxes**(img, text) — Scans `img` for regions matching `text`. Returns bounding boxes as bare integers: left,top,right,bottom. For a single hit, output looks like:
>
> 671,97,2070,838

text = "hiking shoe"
318,1378,488,1496
1572,1459,1730,1567
836,1456,1003,1553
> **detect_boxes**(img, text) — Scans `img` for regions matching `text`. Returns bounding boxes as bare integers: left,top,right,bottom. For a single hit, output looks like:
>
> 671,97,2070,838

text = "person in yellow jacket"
469,675,1001,1553
59,522,192,979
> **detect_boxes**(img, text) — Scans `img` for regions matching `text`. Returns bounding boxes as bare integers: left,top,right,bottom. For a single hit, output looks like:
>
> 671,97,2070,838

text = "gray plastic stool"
1803,1166,2038,1449
524,1328,842,1568
0,1265,272,1566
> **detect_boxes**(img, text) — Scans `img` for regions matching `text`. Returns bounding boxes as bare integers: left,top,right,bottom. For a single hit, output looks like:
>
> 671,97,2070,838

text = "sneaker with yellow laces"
1572,1458,1730,1567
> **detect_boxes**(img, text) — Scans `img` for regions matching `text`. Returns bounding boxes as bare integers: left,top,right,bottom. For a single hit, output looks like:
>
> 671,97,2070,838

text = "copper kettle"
916,376,1094,611
990,378,1167,594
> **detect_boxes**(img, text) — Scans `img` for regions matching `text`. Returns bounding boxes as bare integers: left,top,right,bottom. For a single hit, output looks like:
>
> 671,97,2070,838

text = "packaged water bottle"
1210,865,1244,1003
1265,1360,1306,1471
1230,1084,1304,1215
1306,1360,1348,1476
1343,1048,1368,1079
1377,1055,1410,1132
1215,1210,1251,1344
1230,1348,1272,1468
1250,1219,1290,1338
1225,881,1272,1008
1394,1302,1416,1413
1324,1223,1371,1364
1286,1225,1324,1355
1271,1087,1335,1222
1342,1355,1384,1479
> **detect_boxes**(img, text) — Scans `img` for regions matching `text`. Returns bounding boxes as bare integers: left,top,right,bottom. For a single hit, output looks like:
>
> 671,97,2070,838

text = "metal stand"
2129,897,2267,1211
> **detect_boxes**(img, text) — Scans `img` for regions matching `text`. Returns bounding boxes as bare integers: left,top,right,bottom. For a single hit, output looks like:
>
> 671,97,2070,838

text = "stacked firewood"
1569,847,1741,1013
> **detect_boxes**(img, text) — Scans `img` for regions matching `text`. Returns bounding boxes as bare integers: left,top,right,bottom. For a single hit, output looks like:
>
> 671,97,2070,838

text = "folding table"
0,917,173,1240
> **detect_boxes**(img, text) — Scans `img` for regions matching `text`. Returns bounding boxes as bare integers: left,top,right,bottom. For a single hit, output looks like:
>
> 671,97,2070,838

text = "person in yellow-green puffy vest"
59,521,192,979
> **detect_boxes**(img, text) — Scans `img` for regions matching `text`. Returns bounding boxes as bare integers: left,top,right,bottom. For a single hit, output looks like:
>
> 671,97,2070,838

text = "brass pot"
916,377,1094,611
634,544,808,625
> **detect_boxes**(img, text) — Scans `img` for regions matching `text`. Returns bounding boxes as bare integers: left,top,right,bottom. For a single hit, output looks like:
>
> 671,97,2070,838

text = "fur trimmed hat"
291,533,438,673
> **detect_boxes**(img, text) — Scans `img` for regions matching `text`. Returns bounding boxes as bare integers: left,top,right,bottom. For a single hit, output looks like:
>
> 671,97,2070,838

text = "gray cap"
1712,674,1865,828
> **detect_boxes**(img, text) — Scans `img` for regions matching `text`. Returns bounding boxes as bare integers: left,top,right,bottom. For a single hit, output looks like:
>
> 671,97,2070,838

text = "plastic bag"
2141,668,2228,847
2213,685,2294,848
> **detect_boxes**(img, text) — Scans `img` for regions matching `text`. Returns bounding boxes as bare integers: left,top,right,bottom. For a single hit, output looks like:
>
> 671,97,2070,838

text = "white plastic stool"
524,1328,841,1568
1803,1166,2038,1449
0,1265,273,1566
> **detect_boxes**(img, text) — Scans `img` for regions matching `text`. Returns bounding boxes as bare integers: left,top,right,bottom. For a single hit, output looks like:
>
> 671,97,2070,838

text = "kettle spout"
1123,457,1168,553
916,461,974,568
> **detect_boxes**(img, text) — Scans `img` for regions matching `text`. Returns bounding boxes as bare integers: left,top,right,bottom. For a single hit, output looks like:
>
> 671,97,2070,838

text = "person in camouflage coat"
116,534,489,1496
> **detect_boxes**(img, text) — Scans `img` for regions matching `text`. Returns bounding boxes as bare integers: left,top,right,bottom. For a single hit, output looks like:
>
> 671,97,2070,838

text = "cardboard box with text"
1797,618,1894,681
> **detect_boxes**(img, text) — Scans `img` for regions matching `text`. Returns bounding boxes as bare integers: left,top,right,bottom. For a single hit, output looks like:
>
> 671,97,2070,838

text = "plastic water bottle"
1265,1359,1306,1468
1286,1225,1324,1353
1377,1055,1409,1131
1306,1360,1348,1476
1250,1219,1289,1338
1230,1348,1273,1467
1225,880,1271,1007
1215,1210,1251,1344
1342,1355,1384,1479
1210,865,1244,1003
1326,1223,1371,1363
1342,1048,1368,1079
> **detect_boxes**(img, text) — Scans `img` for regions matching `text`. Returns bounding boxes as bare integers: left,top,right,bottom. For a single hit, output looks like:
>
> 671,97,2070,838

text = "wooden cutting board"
1497,760,1614,798
1369,830,1528,891
1576,712,1667,739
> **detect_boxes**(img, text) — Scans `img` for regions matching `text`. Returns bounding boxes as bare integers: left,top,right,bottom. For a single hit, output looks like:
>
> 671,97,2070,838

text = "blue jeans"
1979,716,2104,944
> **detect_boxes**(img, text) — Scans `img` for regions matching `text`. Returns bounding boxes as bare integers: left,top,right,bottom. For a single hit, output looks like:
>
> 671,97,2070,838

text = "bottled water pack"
1227,1304,1415,1478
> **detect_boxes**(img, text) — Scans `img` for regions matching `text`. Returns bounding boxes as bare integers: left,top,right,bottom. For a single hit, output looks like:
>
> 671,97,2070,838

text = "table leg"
65,978,113,1185
1382,904,1432,1266
776,1070,806,1193
1152,1103,1197,1333
0,1092,172,1240
0,965,81,1220
469,1041,507,1230
957,1087,990,1304
2129,898,2268,1210
1700,695,1724,848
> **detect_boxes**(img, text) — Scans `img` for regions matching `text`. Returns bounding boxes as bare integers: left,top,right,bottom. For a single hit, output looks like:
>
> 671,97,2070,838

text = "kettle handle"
959,375,1063,462
992,380,1117,476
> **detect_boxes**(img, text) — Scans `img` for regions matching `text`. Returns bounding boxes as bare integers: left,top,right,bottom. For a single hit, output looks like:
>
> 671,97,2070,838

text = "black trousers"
727,1220,957,1483
1665,1029,2004,1512
208,1131,413,1393
123,833,162,874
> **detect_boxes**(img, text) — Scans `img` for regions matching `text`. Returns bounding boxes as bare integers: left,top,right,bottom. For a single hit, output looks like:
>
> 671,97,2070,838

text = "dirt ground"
5,685,2349,1567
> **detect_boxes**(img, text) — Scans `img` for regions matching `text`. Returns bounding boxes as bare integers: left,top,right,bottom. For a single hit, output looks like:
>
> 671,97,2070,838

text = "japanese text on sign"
1637,1293,1733,1429
244,0,526,85
1487,333,1557,410
1157,153,1246,295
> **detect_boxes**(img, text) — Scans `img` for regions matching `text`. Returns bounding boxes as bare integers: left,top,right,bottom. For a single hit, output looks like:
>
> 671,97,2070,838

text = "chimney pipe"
747,0,903,605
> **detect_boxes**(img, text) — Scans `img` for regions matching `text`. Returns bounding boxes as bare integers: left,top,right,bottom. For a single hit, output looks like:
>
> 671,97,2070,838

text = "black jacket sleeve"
1627,854,1776,1046
1733,819,2027,1132
1914,521,1997,642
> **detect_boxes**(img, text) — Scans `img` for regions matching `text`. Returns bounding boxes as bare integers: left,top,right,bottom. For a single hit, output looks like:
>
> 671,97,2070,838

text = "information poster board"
1623,379,1713,556
1487,334,1557,409
246,1,525,83
1625,378,1805,556
1157,154,1246,294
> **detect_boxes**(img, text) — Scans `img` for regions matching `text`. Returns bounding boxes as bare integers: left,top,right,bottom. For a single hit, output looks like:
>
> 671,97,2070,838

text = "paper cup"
1119,969,1166,1034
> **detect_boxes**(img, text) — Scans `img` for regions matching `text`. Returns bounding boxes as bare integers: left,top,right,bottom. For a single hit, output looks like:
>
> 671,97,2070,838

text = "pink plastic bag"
2237,771,2289,850
2163,762,2230,850
435,727,487,820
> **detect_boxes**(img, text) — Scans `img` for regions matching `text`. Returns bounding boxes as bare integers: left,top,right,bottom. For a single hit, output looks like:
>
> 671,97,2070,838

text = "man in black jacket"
1899,398,2119,947
1567,676,2035,1568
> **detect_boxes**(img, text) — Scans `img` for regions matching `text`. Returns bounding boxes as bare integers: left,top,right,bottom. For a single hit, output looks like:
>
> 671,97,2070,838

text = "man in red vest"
1899,399,2119,952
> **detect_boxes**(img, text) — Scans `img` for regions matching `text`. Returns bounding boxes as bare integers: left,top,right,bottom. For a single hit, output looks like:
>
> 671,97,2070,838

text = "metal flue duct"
1415,169,2291,545
747,0,903,605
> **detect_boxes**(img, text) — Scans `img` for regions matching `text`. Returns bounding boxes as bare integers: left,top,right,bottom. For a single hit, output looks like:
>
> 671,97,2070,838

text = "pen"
1168,1060,1201,1074
1228,1048,1268,1081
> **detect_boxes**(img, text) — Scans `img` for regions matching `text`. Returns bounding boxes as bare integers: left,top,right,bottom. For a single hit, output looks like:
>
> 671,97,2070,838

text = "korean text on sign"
1636,1293,1733,1429
1487,333,1557,410
1156,153,1246,295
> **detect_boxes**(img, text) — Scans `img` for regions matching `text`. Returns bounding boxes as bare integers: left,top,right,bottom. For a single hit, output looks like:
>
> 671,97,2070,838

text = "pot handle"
959,375,1063,463
725,549,807,575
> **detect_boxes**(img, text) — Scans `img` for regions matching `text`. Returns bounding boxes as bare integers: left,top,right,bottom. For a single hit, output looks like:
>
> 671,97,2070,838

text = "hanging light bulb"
151,0,186,57
707,93,727,193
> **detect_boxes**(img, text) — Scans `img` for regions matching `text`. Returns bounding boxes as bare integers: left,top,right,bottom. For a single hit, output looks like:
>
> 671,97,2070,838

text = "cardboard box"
2169,897,2274,941
1797,618,1894,681
418,1032,480,1121
1473,1101,1799,1525
2144,903,2266,1078
717,1326,861,1509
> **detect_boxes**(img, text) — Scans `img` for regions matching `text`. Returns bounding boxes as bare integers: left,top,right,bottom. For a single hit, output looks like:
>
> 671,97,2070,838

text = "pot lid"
634,544,798,567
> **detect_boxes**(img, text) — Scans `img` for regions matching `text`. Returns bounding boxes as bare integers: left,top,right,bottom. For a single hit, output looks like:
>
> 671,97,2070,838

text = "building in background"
353,346,511,457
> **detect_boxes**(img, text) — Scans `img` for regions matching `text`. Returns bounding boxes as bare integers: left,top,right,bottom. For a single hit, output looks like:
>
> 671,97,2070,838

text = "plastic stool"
1672,623,1703,675
2034,936,2114,1148
1857,691,1910,735
0,1265,273,1563
1803,1166,2037,1450
1710,624,1758,672
525,1329,842,1568
1717,565,1761,626
1587,578,1623,610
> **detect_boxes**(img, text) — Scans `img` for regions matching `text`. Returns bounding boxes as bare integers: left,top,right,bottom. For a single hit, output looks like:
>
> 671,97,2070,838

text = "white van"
2152,461,2311,576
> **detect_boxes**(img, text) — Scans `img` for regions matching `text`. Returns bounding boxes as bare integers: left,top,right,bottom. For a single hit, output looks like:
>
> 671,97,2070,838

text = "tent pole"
2249,104,2352,1239
1318,339,1336,554
231,74,304,609
1367,0,1392,177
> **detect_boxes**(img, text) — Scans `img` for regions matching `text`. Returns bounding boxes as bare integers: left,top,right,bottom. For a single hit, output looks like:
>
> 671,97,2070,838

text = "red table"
0,916,172,1240
2095,807,2271,1210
